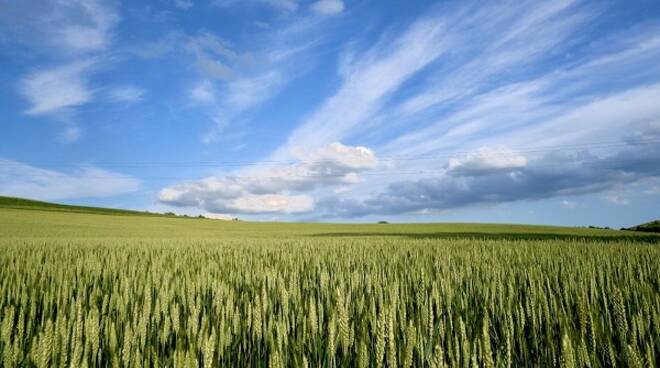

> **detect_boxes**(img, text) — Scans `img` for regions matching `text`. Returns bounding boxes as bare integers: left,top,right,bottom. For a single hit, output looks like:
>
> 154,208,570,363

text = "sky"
1,0,660,227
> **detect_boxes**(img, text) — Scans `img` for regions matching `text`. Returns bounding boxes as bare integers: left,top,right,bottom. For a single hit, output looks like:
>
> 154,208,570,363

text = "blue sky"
1,0,660,227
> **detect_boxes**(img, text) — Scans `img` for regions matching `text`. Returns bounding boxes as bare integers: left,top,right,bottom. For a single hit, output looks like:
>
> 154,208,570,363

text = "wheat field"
1,208,659,367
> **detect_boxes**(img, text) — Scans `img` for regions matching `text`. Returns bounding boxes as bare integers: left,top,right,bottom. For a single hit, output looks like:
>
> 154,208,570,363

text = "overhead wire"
0,138,658,169
1,139,657,181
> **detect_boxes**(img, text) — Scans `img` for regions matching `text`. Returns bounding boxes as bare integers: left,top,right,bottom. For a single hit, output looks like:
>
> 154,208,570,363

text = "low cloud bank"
319,128,660,217
158,142,377,214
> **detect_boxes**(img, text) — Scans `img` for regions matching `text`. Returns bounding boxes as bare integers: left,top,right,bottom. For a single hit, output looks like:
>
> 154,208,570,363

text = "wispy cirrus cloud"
106,85,146,103
380,27,660,158
270,7,455,159
310,0,344,15
248,0,660,218
175,0,194,10
0,0,120,55
179,19,331,144
190,80,217,105
3,0,131,142
19,60,97,116
212,0,298,12
272,0,589,159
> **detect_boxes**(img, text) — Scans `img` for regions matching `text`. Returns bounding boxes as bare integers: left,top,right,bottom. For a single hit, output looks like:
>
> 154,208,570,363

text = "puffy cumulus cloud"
230,194,313,214
0,159,140,200
447,147,528,176
158,142,377,214
244,142,377,193
306,142,376,168
317,137,660,217
310,0,344,15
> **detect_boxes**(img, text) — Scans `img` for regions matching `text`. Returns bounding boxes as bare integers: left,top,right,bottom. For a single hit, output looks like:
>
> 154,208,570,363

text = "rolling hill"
623,220,660,233
0,195,165,217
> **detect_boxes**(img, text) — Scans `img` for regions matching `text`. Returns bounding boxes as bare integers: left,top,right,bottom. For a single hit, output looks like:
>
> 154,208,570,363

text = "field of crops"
1,208,659,367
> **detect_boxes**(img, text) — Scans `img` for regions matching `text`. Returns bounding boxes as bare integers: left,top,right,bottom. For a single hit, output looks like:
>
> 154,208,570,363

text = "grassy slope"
0,195,166,217
1,195,657,241
625,220,660,233
1,206,658,242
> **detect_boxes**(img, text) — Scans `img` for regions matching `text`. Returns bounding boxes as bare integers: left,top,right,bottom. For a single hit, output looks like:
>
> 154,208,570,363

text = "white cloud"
0,159,140,201
130,32,183,59
196,57,234,80
387,83,655,174
158,142,377,214
646,186,660,195
59,125,82,144
263,0,297,11
186,32,248,80
182,30,304,143
317,139,660,218
271,1,592,161
6,0,123,140
225,71,283,111
55,0,120,53
175,0,194,10
19,60,96,116
604,194,630,206
271,10,452,159
197,70,285,144
190,80,216,104
381,39,660,160
107,86,146,103
560,200,577,209
392,0,587,117
310,0,344,15
203,212,234,220
447,147,527,176
240,142,378,193
1,0,120,55
213,0,297,12
229,194,313,213
59,25,109,54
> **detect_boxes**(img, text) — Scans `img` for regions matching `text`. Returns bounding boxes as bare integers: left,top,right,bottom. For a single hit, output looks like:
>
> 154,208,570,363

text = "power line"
2,156,657,181
0,139,658,169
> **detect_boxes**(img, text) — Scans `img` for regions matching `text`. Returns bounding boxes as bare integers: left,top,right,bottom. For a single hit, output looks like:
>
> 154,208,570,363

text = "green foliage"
0,208,659,366
623,220,660,233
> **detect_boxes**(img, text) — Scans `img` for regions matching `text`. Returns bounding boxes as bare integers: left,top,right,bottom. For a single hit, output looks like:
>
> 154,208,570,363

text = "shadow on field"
308,232,660,244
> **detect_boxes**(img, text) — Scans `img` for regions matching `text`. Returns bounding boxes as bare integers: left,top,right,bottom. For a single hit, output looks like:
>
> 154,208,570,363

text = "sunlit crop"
1,233,659,367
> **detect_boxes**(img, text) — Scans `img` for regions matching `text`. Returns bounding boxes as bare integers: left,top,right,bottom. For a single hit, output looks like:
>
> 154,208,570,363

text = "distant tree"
165,212,176,216
198,215,206,219
378,221,389,224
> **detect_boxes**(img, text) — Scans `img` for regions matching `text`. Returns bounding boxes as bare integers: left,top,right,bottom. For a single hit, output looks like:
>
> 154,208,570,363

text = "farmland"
1,206,659,367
